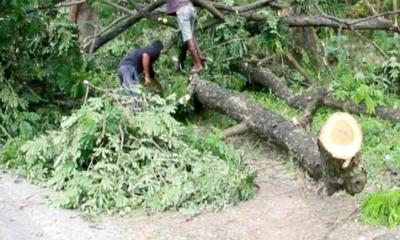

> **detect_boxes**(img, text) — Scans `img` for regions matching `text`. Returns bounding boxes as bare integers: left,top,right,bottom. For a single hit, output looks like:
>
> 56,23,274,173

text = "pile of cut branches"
1,93,255,215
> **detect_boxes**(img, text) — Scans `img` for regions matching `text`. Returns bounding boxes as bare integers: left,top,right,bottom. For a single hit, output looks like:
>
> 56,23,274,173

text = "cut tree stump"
318,112,365,195
319,112,363,169
190,75,366,195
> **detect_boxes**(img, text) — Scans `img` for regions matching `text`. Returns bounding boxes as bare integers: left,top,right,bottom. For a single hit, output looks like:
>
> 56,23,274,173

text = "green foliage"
361,117,400,186
362,190,400,227
244,90,301,120
251,16,288,54
330,59,388,114
379,51,400,93
1,95,255,215
0,138,27,168
0,1,85,142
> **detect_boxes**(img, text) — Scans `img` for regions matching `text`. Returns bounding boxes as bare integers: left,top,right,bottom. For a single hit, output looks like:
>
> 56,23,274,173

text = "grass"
244,90,301,120
362,190,400,227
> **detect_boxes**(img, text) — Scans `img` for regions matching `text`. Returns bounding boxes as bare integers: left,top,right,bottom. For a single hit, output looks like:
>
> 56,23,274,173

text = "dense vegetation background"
1,0,400,226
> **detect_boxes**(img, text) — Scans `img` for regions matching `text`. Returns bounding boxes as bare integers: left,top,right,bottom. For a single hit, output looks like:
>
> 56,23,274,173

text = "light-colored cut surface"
319,112,363,160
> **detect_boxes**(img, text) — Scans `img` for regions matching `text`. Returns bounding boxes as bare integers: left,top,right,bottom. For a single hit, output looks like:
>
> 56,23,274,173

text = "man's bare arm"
142,53,151,85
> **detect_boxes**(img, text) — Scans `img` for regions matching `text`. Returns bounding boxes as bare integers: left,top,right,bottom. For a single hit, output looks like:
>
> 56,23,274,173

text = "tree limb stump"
222,121,249,138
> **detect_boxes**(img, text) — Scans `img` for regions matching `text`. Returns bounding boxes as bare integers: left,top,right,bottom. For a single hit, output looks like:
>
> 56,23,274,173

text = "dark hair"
144,40,164,61
153,40,164,50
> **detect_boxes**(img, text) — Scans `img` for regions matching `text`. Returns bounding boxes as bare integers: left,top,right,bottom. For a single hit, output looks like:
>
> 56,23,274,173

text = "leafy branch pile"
1,94,255,215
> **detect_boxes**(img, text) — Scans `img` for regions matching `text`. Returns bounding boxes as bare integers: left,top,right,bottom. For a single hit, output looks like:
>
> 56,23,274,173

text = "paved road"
0,173,129,240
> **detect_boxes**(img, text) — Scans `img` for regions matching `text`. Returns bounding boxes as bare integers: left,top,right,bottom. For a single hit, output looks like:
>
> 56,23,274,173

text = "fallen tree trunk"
237,64,400,123
191,75,323,179
190,75,366,195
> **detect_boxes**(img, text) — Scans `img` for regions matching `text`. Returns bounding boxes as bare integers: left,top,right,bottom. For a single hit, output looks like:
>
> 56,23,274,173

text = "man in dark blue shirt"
117,40,164,96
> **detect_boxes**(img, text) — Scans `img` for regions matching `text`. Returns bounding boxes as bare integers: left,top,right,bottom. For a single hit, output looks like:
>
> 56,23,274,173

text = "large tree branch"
312,4,388,58
86,0,399,54
213,0,277,13
191,0,225,20
237,64,400,123
285,15,400,33
209,2,399,33
86,0,166,53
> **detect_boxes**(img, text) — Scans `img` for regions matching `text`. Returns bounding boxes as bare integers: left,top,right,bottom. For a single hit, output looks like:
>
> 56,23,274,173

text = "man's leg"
189,9,204,62
192,37,203,61
118,65,138,96
118,65,142,110
177,41,188,71
177,5,203,73
187,39,203,73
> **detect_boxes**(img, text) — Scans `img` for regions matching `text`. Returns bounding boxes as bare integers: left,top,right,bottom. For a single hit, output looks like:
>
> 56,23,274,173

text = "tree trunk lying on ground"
237,64,400,123
190,75,366,195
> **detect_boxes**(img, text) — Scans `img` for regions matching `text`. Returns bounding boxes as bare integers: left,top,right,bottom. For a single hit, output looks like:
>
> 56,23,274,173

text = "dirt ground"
0,134,399,240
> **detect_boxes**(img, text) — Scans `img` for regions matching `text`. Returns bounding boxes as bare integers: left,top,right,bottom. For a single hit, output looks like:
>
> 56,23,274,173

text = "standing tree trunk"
291,26,325,70
394,0,399,39
69,1,98,44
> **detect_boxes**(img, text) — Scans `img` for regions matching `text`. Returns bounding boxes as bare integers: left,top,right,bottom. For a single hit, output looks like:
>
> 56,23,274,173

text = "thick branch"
285,15,400,33
191,0,225,20
86,0,166,53
222,121,249,138
213,0,276,13
26,0,70,12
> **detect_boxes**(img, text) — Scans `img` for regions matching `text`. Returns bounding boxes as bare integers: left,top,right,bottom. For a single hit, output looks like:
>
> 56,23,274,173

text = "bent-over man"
117,40,164,96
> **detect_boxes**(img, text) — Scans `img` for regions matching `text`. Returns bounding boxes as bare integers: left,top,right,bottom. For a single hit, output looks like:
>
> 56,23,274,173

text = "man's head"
153,40,164,51
145,40,164,61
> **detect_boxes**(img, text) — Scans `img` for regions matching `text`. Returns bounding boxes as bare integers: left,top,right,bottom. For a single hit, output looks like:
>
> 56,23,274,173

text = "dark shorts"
117,65,140,96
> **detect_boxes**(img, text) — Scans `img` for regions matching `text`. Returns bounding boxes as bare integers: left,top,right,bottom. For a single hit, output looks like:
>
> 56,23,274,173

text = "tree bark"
191,0,225,20
290,26,325,70
69,1,99,43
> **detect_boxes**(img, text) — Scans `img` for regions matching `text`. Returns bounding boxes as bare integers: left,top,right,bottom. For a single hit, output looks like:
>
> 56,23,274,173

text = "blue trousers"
117,65,139,96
